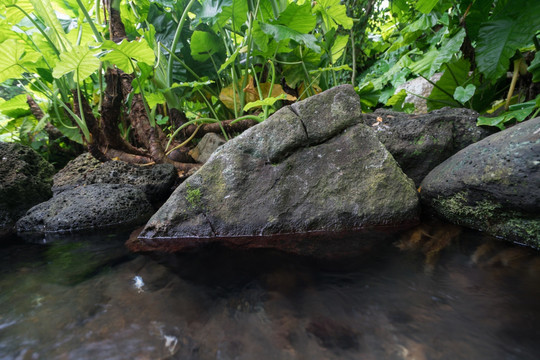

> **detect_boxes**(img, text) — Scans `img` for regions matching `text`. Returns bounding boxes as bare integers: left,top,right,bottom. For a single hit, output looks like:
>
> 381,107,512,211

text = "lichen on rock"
421,117,540,247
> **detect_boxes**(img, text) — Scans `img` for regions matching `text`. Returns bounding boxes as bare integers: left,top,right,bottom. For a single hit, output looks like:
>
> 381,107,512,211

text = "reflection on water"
1,225,540,359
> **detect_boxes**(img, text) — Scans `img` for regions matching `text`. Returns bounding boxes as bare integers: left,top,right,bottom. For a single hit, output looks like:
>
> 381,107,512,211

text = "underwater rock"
130,85,419,253
52,153,178,203
362,107,492,186
0,142,55,238
16,184,154,235
420,117,540,247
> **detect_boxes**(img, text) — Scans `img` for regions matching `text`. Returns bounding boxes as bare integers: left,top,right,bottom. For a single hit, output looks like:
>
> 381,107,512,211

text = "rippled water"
1,224,540,360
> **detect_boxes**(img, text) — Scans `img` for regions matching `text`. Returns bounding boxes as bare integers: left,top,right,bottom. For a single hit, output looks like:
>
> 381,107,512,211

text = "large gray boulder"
420,117,540,247
0,142,55,238
16,184,154,235
363,108,492,186
130,85,419,252
52,153,178,203
394,73,442,114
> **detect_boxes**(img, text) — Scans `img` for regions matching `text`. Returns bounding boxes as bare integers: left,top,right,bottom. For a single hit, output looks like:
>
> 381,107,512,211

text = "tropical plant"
356,0,540,129
0,0,356,170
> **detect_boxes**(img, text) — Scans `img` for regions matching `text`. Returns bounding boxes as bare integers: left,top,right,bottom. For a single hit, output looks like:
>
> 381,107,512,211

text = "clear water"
1,224,540,360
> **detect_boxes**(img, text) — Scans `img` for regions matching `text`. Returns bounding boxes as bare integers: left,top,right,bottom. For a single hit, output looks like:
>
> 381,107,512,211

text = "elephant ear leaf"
29,0,70,51
101,39,155,73
190,30,224,62
475,1,540,81
415,0,438,14
3,0,35,24
52,45,100,82
0,39,41,83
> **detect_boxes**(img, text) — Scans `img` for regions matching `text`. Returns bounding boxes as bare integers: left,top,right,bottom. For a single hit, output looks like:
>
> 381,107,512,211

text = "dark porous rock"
0,142,55,238
420,117,540,247
16,184,154,235
53,153,177,203
131,85,419,253
363,107,493,186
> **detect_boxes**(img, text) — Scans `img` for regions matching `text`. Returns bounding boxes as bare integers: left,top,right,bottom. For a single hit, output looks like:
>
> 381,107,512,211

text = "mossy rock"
132,85,420,253
421,117,540,247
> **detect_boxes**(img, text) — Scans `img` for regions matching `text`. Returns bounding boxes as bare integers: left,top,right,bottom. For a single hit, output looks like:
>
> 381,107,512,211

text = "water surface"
1,224,539,359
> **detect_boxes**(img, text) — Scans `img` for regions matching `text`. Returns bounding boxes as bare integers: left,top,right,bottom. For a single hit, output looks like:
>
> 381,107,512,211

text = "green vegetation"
185,183,202,209
0,0,538,164
357,0,540,128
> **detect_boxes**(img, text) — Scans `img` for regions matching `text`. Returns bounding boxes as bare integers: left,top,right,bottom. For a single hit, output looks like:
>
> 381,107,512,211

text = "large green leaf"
476,1,540,81
0,39,41,83
415,0,438,14
477,106,535,130
30,0,70,51
529,51,540,83
52,45,100,81
330,34,349,63
313,0,352,31
194,0,229,26
356,81,380,110
260,23,320,52
145,92,166,110
66,23,101,47
427,58,471,111
463,0,492,42
427,28,466,77
252,20,270,54
190,30,223,62
275,2,315,33
50,0,93,18
0,19,19,41
408,48,439,76
215,0,248,31
370,53,413,90
387,14,437,52
1,0,34,24
0,94,31,118
102,39,155,73
32,32,59,66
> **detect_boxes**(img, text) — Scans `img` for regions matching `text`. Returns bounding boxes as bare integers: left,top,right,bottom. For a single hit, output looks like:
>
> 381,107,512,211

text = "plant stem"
9,5,60,55
75,0,103,42
75,72,91,141
165,124,202,155
350,28,356,85
230,114,263,124
167,0,198,87
505,58,522,111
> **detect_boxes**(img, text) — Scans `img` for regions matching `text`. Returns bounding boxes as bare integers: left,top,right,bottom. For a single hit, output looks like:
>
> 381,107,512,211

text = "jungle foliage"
357,0,540,128
0,0,538,166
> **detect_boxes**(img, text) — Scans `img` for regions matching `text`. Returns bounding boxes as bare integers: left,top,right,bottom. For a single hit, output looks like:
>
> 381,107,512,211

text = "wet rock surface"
420,117,540,247
363,107,492,186
132,85,419,252
52,153,178,203
16,184,154,235
0,143,55,238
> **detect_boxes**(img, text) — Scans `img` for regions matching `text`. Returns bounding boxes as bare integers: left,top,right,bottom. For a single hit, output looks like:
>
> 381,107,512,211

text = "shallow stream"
1,224,540,359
